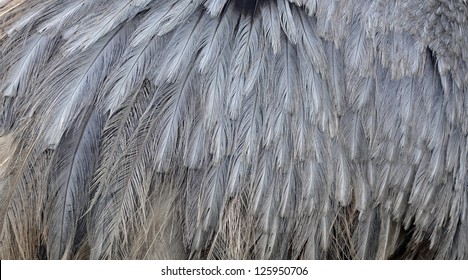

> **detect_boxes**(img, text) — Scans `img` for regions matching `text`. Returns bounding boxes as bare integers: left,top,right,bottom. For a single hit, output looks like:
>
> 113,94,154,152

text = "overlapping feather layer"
0,0,467,259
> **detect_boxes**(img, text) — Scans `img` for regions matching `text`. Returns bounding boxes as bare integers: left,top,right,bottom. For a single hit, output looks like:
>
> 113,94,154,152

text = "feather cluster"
0,0,467,259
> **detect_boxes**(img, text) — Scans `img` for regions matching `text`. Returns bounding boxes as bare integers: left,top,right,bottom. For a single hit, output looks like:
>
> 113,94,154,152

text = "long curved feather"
0,0,467,260
45,107,104,260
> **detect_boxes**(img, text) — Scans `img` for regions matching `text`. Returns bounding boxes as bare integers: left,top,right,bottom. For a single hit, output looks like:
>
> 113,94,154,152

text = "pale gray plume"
0,0,467,260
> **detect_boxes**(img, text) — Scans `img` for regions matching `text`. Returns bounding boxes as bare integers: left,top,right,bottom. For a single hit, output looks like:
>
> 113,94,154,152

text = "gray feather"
1,0,467,260
46,107,104,259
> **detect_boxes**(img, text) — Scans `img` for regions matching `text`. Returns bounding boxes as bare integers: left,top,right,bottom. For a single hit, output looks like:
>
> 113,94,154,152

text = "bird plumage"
0,0,467,259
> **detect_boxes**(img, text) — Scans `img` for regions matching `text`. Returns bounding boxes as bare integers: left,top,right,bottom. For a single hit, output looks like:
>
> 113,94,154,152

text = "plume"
1,0,467,260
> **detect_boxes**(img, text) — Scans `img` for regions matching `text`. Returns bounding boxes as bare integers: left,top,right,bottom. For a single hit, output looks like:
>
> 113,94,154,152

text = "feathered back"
0,0,467,259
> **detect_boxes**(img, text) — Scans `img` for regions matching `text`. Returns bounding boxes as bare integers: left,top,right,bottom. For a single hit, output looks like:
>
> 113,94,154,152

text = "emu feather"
0,0,467,260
